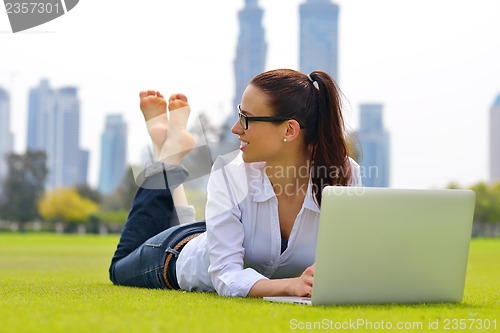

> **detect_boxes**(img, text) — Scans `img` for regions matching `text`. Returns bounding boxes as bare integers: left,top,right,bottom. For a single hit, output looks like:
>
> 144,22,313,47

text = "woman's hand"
247,263,315,298
288,264,315,297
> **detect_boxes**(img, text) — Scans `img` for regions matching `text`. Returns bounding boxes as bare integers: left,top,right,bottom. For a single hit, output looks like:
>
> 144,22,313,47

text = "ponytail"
308,71,351,206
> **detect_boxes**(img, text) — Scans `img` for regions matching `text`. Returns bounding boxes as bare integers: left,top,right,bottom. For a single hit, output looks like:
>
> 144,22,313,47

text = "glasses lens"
238,105,247,129
240,113,247,129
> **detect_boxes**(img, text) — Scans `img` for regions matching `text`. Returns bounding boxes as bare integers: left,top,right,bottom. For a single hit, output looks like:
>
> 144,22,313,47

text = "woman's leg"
109,91,196,288
109,170,179,269
110,219,206,289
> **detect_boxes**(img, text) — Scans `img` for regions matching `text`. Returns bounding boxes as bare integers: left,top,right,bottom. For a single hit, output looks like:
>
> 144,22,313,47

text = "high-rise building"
27,79,53,151
0,87,14,184
98,114,128,195
26,80,88,189
357,104,390,187
490,94,500,183
220,0,267,144
299,0,339,81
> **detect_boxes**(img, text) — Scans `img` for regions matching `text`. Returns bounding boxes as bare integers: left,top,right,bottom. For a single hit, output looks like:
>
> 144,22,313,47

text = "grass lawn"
0,234,499,333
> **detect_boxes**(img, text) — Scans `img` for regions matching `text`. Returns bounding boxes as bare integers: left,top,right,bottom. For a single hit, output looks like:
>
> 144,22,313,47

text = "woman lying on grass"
109,69,361,297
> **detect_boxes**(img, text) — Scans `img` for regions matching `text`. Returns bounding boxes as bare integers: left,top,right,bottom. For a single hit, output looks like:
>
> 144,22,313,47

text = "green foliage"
491,183,500,222
75,184,102,205
38,187,100,224
92,210,129,227
469,182,500,224
0,151,47,224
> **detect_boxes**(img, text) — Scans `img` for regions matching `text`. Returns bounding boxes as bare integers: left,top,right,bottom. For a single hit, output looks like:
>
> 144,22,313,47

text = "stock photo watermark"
3,0,79,33
289,317,498,331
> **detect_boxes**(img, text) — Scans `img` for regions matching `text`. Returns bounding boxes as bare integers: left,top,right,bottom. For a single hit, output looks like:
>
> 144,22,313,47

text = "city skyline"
356,104,390,187
27,80,88,189
0,87,13,185
299,0,339,80
221,0,267,144
1,0,499,189
98,114,128,195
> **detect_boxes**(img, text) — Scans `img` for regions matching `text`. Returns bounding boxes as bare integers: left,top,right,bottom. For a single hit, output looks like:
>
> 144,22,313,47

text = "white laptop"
264,186,476,305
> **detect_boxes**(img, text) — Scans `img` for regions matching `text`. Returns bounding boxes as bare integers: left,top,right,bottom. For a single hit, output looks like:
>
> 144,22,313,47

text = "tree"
466,182,500,237
102,166,137,211
488,182,500,223
469,182,500,224
191,112,221,143
75,184,102,205
92,210,129,227
38,187,99,231
0,151,47,230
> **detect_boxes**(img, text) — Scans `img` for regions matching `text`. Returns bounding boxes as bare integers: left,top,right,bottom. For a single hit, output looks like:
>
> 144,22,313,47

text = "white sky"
1,0,499,189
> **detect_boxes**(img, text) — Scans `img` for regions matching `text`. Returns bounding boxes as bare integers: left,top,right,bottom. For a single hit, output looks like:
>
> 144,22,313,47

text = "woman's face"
231,85,286,164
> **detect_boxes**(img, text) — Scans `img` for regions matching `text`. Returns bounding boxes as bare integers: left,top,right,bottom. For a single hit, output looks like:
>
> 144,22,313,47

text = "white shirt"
176,151,361,297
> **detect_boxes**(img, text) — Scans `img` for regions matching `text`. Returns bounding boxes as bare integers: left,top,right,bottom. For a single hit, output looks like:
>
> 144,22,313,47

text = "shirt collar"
250,166,275,202
250,167,320,214
303,179,321,213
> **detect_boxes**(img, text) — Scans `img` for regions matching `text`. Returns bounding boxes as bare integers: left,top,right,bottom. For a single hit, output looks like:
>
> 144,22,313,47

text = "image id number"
5,2,61,14
443,318,497,330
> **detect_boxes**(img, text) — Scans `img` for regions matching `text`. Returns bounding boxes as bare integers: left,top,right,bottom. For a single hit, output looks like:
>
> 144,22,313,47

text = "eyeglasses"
237,104,305,130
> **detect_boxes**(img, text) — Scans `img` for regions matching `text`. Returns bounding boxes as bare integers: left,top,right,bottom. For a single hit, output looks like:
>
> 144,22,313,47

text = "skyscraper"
299,0,339,81
357,104,390,187
98,114,128,195
0,87,14,184
27,79,53,151
490,94,500,183
26,80,89,189
220,0,267,144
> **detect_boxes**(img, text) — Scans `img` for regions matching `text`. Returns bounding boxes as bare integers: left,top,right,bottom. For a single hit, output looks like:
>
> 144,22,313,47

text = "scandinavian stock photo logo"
3,0,79,33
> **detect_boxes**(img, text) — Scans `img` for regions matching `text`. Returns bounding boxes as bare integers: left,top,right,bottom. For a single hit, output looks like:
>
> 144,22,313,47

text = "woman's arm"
247,264,315,298
205,155,271,297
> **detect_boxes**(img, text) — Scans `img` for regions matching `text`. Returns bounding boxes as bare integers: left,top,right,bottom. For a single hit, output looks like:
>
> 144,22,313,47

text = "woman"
109,69,361,297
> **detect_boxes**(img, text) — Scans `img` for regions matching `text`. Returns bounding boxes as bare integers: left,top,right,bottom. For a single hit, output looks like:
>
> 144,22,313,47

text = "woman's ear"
283,119,302,142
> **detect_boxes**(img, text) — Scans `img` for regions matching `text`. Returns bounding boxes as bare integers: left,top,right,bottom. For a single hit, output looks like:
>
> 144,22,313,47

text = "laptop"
264,186,476,305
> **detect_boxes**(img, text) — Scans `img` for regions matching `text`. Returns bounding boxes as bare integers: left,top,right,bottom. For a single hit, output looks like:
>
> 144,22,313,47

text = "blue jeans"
109,167,205,289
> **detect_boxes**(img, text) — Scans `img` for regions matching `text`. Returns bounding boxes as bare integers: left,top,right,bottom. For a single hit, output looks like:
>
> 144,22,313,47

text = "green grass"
0,234,499,333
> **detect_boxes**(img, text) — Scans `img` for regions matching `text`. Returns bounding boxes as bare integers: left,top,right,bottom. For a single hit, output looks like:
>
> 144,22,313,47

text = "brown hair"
250,69,351,206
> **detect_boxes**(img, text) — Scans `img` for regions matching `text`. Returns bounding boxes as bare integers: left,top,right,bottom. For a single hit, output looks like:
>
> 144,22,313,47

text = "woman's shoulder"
207,151,267,210
212,150,244,171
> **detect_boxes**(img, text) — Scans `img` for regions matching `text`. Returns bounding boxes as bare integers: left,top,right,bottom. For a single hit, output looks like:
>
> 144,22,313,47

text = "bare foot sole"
140,90,167,121
140,91,196,164
140,90,168,149
159,94,196,164
159,109,197,164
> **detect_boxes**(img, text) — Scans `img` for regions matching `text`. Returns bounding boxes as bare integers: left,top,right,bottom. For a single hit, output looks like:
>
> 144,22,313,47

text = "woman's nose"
231,119,243,135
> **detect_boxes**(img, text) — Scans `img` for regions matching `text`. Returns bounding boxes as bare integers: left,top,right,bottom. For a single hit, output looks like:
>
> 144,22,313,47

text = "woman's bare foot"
139,90,167,121
160,93,196,164
139,91,196,164
139,90,168,157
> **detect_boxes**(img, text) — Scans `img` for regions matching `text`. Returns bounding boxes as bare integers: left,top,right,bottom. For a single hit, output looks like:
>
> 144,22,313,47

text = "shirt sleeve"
205,156,268,297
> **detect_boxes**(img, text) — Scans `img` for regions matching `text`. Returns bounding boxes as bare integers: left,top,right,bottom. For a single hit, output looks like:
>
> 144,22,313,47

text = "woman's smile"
239,138,249,150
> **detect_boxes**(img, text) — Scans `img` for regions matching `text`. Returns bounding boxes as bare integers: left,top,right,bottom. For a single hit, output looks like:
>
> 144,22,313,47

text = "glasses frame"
237,104,305,130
